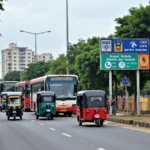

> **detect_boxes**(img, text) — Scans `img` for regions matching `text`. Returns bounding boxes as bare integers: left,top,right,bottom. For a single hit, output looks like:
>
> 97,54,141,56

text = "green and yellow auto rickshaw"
36,91,56,120
0,92,7,112
5,92,24,120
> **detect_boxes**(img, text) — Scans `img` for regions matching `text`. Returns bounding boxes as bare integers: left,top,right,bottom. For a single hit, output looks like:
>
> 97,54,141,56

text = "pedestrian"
111,96,116,115
122,97,126,112
106,96,110,114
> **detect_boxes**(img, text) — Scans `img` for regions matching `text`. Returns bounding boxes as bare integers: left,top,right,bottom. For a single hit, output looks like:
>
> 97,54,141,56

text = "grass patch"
109,115,150,122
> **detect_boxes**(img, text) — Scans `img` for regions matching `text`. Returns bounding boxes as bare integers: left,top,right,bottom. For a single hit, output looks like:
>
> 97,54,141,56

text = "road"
0,112,150,150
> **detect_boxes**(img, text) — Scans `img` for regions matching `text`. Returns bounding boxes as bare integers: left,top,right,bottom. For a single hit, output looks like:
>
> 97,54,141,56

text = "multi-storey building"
1,43,34,77
37,53,53,62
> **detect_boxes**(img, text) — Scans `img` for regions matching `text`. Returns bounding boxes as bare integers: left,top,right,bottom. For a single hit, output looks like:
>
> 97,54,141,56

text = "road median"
107,115,150,128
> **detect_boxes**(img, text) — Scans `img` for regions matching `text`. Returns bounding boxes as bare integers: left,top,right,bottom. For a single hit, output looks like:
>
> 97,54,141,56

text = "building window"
28,60,30,62
28,57,30,59
14,67,16,69
14,53,16,55
28,53,31,55
14,60,16,62
14,56,16,58
8,56,11,58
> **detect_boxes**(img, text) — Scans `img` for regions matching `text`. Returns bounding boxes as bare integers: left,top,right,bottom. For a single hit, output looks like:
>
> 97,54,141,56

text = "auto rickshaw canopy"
36,91,56,103
77,90,107,108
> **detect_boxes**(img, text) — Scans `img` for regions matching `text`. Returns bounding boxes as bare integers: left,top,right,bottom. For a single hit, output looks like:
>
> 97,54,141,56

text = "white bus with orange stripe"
30,75,79,116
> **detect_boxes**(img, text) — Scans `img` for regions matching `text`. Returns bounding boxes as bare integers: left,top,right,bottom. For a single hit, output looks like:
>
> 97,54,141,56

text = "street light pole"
66,0,69,74
35,34,37,61
20,30,51,62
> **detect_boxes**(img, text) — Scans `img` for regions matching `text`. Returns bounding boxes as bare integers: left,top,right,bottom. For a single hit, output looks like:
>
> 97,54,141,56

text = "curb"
107,117,150,128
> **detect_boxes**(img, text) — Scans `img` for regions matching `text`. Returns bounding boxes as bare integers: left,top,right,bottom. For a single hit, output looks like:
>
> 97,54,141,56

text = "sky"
0,0,149,77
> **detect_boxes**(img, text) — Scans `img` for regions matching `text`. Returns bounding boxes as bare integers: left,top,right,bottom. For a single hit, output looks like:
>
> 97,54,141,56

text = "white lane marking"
40,124,44,126
31,120,35,122
49,128,55,131
62,133,72,137
80,140,88,144
97,148,106,150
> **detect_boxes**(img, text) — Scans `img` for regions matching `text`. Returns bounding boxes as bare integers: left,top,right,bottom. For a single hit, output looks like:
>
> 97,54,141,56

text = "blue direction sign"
100,38,149,53
121,78,129,85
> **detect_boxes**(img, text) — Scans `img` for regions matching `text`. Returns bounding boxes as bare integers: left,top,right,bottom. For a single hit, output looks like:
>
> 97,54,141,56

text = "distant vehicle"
76,90,108,127
0,81,18,111
15,81,31,112
4,92,24,120
36,91,56,120
30,75,79,117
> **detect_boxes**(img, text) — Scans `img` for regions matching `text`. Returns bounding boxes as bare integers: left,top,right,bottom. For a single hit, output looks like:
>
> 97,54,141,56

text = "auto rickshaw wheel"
68,113,72,117
78,119,82,126
95,119,100,127
100,120,104,126
20,116,22,120
7,116,10,120
51,115,53,120
36,115,39,119
14,115,16,120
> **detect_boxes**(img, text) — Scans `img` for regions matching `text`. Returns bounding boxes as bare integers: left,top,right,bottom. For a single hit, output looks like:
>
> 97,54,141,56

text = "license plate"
60,109,67,112
13,111,16,113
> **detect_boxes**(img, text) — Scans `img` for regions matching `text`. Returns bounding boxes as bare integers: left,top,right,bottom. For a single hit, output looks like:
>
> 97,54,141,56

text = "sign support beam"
109,70,112,115
137,70,140,116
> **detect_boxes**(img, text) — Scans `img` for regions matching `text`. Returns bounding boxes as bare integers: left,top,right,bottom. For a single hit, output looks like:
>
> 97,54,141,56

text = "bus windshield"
1,83,16,92
47,81,77,100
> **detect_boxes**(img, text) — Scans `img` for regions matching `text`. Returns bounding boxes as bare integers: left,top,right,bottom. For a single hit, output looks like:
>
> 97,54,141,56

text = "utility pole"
66,0,69,74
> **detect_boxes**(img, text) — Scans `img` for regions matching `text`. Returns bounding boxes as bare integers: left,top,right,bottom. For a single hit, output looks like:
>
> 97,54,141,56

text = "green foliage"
46,54,67,75
67,37,109,90
0,0,5,11
114,4,150,93
4,71,20,81
23,61,51,80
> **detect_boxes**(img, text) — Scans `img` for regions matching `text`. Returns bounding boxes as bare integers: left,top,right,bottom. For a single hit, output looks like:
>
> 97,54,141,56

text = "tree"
72,37,109,90
46,54,67,75
0,0,5,11
114,4,150,93
4,71,21,81
23,61,51,80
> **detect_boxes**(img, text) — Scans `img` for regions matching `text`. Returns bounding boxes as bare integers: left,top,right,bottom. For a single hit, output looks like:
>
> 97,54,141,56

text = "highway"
0,112,150,150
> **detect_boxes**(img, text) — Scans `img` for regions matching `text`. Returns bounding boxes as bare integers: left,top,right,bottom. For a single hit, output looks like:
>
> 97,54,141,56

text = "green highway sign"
100,54,138,70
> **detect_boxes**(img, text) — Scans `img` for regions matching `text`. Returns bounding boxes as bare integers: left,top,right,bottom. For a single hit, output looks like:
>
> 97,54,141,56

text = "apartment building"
37,53,53,62
1,43,34,77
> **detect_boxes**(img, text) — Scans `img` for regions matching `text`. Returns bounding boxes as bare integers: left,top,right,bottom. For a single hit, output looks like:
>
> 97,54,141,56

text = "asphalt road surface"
0,112,150,150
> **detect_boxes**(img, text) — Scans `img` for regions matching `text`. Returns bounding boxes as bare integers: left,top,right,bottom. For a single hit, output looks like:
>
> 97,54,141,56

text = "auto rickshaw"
36,91,56,120
0,92,7,112
76,90,108,127
5,92,24,120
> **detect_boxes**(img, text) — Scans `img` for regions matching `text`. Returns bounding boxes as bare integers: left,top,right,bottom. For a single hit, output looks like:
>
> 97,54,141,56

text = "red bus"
15,81,31,111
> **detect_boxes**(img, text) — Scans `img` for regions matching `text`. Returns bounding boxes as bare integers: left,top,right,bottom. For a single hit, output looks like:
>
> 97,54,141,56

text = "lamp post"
20,30,51,62
66,0,69,74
